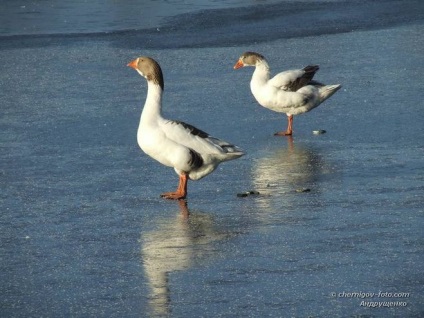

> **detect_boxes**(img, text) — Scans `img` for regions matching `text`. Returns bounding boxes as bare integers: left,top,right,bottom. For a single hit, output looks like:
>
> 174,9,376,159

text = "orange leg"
274,115,293,136
160,174,188,200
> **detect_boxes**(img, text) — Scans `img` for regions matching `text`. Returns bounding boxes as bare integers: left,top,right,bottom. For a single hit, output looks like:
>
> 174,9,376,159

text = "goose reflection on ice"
251,137,328,210
141,200,227,317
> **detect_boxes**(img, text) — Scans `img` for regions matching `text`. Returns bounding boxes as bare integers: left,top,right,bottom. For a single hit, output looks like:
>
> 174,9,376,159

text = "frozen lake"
1,0,423,317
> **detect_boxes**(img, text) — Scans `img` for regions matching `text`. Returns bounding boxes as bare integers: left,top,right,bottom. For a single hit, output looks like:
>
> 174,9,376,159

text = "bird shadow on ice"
140,200,232,317
249,137,330,216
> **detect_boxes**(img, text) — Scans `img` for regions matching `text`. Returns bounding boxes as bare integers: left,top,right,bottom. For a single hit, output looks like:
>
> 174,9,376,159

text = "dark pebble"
295,188,311,193
237,190,260,197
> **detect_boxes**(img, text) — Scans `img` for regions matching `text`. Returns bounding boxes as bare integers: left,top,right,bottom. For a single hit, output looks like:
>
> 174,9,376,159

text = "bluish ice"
1,0,423,317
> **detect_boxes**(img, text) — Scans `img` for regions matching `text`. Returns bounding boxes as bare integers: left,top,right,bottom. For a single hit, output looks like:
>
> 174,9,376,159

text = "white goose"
234,52,341,136
127,56,244,200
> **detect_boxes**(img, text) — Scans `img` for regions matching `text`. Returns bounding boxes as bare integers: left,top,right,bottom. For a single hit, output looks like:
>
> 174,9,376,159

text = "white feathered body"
249,62,341,116
138,81,243,181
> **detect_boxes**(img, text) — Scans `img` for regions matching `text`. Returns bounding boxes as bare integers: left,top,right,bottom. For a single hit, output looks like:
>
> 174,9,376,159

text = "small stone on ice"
295,188,311,193
237,190,260,197
267,183,278,187
313,130,326,135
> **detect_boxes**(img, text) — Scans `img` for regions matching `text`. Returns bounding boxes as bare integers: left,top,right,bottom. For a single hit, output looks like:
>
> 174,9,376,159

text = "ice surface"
0,0,285,36
1,0,423,317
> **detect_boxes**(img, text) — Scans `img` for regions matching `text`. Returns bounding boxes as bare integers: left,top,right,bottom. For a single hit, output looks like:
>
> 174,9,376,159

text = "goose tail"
319,84,342,101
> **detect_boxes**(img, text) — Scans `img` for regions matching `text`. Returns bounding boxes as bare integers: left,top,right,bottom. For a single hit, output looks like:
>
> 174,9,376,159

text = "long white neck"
140,81,163,125
251,60,271,85
250,60,271,100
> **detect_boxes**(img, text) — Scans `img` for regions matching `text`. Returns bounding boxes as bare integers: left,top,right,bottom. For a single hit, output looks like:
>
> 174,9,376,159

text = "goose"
234,52,341,136
127,56,244,200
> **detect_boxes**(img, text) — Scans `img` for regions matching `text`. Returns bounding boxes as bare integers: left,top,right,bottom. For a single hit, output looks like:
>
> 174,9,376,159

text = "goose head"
233,52,266,69
127,56,164,90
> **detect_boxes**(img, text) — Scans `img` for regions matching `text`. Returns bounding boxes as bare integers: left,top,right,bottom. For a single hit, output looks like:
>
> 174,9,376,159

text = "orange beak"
127,59,138,69
233,60,244,69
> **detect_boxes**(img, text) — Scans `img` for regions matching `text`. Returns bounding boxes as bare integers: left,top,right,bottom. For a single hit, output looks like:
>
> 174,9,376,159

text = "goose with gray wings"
234,52,341,136
127,57,244,200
